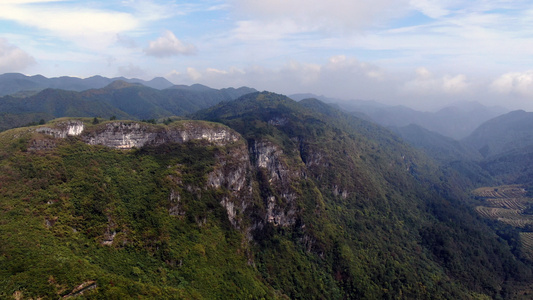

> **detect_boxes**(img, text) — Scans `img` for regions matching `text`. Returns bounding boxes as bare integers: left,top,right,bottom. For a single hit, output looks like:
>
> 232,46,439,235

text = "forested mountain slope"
0,93,531,299
464,110,533,158
391,123,482,163
0,81,255,132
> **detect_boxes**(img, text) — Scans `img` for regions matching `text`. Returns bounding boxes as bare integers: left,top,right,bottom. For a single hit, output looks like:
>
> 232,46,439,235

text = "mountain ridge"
290,93,509,139
0,81,257,131
463,110,533,158
0,73,176,96
2,93,532,298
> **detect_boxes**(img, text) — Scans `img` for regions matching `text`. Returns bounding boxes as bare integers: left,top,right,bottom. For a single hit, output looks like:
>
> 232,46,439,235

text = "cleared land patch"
473,185,533,258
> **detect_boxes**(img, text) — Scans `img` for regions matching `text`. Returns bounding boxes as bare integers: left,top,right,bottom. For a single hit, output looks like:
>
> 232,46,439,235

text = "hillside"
464,110,533,158
196,93,533,298
1,93,532,299
0,81,256,131
391,123,482,163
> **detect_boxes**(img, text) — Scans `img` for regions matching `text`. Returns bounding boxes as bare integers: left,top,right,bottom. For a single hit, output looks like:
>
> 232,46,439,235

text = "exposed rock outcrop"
35,120,241,149
36,120,85,138
83,121,240,149
34,119,306,234
250,139,301,227
207,143,253,228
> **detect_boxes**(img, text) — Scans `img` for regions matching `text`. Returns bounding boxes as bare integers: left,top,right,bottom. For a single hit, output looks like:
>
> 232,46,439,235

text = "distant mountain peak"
190,83,213,91
104,80,141,90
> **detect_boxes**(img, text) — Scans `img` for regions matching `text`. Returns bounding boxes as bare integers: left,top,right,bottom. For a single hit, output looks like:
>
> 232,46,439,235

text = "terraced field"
521,233,533,260
473,185,533,258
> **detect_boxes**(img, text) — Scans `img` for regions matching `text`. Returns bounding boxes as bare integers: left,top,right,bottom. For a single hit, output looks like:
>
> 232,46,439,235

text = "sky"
1,0,533,111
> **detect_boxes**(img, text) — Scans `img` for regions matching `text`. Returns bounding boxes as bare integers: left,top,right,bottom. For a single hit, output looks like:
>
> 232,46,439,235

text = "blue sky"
1,0,533,110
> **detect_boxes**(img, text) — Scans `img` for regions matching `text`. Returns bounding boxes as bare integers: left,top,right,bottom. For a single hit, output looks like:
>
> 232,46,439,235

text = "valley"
1,80,533,298
3,1,532,298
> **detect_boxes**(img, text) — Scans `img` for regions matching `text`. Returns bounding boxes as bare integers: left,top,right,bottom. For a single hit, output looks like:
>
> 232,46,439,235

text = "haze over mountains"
290,93,509,140
3,91,533,299
0,74,512,140
4,72,533,298
0,73,175,96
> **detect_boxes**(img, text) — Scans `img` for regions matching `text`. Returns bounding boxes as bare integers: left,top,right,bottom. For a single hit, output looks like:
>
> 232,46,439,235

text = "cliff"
30,119,308,234
2,93,532,299
34,119,240,149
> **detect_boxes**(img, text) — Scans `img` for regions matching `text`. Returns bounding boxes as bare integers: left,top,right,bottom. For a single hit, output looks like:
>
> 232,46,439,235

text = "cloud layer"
0,1,138,49
232,0,410,33
492,71,533,97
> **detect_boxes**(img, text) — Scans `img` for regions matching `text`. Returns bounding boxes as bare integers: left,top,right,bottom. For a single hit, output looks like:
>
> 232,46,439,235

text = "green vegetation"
194,92,533,298
1,92,532,298
0,82,256,133
0,132,274,299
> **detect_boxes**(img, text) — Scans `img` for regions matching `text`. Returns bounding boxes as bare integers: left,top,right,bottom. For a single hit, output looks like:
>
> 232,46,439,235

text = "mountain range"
291,93,508,139
0,78,256,131
387,108,533,210
0,74,507,141
0,73,175,96
3,74,533,298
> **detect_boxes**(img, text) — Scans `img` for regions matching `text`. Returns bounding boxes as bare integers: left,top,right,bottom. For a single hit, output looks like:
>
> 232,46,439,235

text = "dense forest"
1,91,533,299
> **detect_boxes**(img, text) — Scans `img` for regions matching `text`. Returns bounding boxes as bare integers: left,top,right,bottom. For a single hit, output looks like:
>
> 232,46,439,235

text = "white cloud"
232,20,307,41
167,55,392,101
145,31,197,58
187,67,202,81
0,1,139,50
122,0,181,22
0,3,138,35
415,67,432,79
403,67,469,94
442,74,468,93
0,38,36,72
491,71,533,96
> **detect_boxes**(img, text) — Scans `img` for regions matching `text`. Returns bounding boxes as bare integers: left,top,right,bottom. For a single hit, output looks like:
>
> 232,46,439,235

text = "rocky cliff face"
36,120,85,139
34,120,240,149
83,121,240,149
33,120,307,236
250,139,302,227
207,142,253,228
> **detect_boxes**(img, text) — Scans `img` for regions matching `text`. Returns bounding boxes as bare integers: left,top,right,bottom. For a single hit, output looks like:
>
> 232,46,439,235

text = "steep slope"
1,94,531,299
464,110,533,158
479,145,533,187
195,93,532,298
391,124,496,189
0,119,276,299
391,123,482,163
